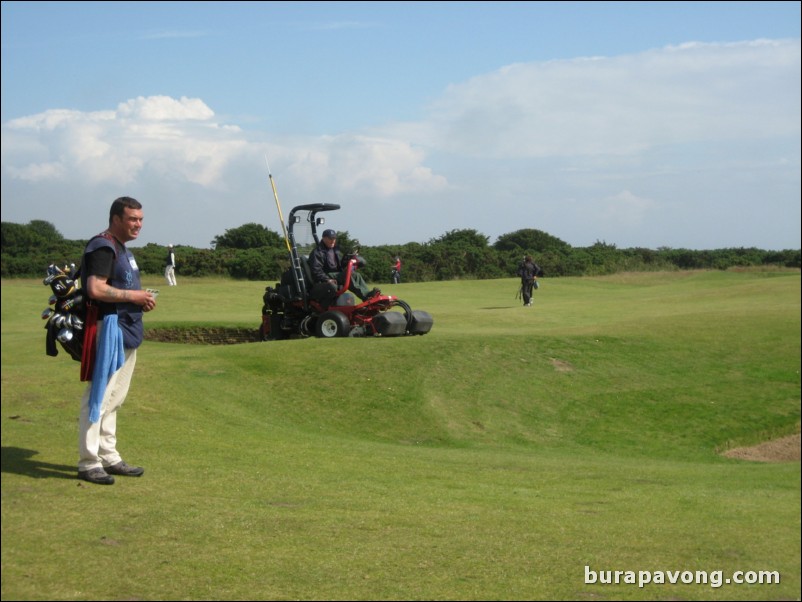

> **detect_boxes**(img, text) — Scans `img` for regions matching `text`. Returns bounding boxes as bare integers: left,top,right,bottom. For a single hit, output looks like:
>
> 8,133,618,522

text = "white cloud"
282,134,448,197
2,96,247,188
4,161,67,182
116,96,216,121
1,40,799,250
394,39,800,158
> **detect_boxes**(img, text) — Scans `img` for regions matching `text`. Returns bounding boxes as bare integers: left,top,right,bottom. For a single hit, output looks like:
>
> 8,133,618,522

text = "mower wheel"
315,311,351,338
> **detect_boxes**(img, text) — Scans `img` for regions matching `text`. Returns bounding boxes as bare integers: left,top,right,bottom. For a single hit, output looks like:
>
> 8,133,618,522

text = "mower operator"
309,229,381,302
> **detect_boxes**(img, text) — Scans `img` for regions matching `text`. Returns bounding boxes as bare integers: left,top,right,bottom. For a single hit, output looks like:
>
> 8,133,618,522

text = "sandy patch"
722,434,801,463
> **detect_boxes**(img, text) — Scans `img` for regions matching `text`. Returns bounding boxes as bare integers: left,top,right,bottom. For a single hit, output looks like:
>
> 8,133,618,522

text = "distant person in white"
164,244,177,286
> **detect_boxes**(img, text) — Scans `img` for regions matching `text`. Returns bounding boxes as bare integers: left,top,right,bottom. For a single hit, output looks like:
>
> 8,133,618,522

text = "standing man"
392,255,402,284
77,196,157,485
164,244,177,286
309,229,380,301
517,255,542,307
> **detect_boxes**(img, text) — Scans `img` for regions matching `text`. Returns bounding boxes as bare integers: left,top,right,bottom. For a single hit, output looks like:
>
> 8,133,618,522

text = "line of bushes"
2,220,799,283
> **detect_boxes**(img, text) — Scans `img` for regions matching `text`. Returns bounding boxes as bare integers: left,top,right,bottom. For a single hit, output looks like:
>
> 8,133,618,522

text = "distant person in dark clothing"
517,255,542,307
308,229,380,301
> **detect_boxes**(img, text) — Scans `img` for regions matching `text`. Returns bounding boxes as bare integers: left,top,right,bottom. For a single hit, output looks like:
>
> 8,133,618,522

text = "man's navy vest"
81,233,144,349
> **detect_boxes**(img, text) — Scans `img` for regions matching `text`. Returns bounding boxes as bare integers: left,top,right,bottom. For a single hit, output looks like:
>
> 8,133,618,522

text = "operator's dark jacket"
309,241,344,282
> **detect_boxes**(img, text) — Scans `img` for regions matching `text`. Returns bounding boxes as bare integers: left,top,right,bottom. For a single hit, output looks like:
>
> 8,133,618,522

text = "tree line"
2,219,799,283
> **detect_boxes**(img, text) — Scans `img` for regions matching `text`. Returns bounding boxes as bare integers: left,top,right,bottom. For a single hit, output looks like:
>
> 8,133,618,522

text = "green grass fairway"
2,270,799,600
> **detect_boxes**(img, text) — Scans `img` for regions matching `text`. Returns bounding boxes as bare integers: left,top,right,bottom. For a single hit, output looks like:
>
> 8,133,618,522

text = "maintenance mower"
259,203,433,340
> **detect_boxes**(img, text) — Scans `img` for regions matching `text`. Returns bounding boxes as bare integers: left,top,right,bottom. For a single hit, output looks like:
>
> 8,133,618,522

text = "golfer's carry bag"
43,267,86,362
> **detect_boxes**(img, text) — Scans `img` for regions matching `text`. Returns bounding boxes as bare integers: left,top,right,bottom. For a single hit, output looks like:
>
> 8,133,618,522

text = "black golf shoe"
105,461,144,477
78,467,115,485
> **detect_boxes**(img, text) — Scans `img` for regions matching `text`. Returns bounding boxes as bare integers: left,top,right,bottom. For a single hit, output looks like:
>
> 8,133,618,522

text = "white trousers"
164,265,177,286
78,347,137,471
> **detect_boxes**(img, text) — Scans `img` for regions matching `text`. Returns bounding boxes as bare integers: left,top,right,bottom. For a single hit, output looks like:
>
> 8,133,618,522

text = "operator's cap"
322,229,337,239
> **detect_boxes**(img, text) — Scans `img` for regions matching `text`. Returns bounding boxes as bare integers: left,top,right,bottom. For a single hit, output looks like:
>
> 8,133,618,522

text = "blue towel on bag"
88,314,125,423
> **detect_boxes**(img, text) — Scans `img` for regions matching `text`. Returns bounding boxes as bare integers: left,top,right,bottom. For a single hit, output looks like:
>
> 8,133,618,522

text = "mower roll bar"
287,203,341,243
285,203,342,309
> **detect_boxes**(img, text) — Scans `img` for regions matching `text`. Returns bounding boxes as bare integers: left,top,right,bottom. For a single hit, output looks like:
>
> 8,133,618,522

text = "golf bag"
43,268,86,362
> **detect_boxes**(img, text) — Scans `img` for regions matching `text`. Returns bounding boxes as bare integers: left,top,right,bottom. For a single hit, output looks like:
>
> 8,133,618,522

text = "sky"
1,1,800,251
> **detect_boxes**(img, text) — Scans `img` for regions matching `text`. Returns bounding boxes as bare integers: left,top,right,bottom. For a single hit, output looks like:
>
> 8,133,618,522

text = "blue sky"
2,1,800,250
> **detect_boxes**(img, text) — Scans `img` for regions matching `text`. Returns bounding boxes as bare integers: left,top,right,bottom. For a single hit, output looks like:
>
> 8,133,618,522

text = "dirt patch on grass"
550,358,574,372
722,434,801,463
145,327,261,345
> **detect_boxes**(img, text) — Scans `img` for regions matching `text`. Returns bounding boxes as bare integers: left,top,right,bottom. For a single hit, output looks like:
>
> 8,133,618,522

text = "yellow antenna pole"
265,155,292,254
